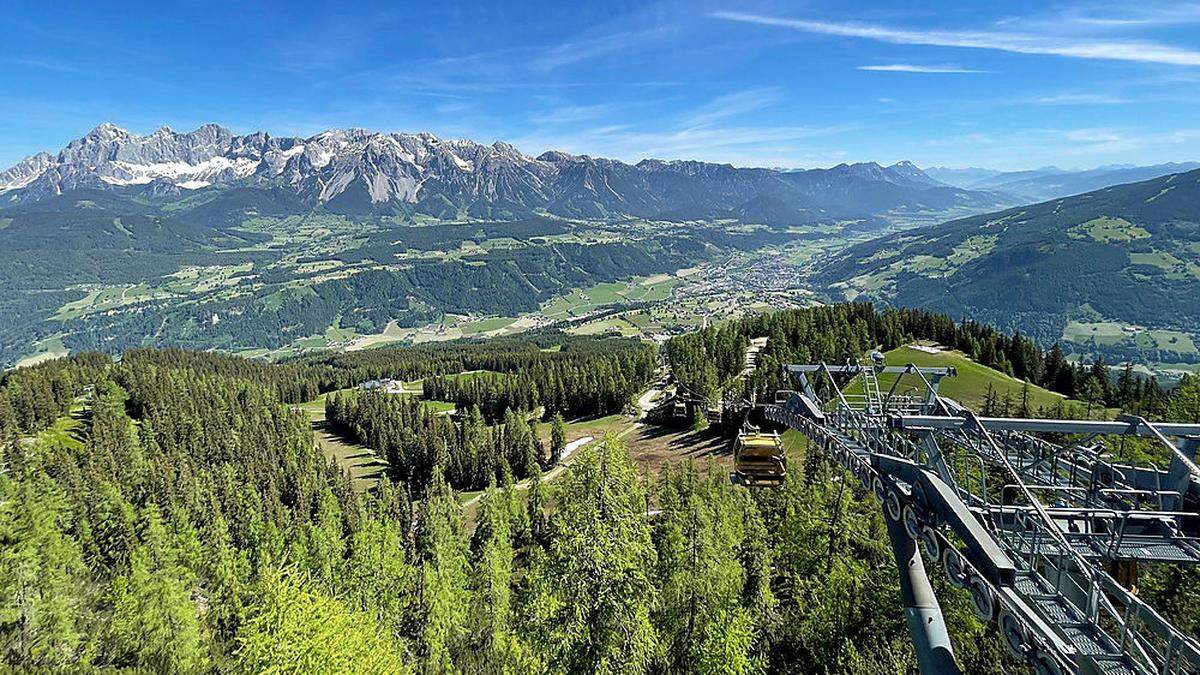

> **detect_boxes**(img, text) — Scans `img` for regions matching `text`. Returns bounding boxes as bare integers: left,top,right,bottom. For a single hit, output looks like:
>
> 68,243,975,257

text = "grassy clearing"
300,395,387,493
16,334,69,368
535,414,632,447
1128,250,1200,280
569,315,643,337
541,274,681,319
460,316,516,335
857,345,1070,414
422,400,456,414
35,405,88,452
297,386,464,490
1070,216,1151,243
52,284,168,321
1064,320,1130,346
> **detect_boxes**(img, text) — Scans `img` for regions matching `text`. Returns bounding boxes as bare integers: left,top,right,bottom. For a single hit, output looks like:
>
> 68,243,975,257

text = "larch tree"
654,463,763,673
525,436,659,674
103,503,208,673
550,413,567,466
415,469,471,673
235,567,411,674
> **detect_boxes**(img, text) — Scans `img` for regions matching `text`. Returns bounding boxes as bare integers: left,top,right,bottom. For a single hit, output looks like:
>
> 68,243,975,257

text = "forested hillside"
667,303,1170,419
815,169,1200,363
4,310,1199,672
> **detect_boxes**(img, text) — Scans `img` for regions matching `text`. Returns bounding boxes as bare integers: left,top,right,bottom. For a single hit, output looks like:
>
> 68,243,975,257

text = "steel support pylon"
886,516,961,674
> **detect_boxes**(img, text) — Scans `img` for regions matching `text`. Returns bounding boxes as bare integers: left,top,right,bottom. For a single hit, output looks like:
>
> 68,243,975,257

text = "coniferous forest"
3,305,1200,673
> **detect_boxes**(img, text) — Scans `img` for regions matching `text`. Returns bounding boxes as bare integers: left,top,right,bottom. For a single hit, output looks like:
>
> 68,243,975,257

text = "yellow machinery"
705,403,722,424
672,400,687,419
734,428,785,487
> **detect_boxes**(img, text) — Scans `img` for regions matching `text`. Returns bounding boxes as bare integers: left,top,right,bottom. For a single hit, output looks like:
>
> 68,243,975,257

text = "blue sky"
4,0,1200,170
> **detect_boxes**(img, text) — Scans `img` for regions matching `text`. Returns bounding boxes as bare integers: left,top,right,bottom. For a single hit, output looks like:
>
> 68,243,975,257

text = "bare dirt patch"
623,424,733,477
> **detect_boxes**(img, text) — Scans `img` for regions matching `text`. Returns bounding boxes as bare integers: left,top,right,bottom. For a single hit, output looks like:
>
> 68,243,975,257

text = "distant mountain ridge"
1,123,1012,223
925,162,1200,202
816,167,1200,353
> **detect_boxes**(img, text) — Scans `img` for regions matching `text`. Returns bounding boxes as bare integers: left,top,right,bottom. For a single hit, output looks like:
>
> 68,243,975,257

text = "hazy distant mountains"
0,123,1012,224
925,162,1200,202
817,167,1200,352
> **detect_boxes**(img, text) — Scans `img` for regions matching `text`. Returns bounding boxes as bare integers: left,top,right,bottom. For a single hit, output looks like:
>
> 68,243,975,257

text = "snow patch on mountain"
0,122,1010,220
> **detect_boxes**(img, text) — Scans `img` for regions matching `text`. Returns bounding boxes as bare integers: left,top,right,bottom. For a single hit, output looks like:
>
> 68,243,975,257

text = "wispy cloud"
533,27,676,71
857,64,986,73
513,121,854,167
1064,3,1200,28
270,9,403,72
1032,93,1132,105
710,11,1200,66
680,87,781,127
1064,127,1126,144
530,104,612,125
347,27,680,98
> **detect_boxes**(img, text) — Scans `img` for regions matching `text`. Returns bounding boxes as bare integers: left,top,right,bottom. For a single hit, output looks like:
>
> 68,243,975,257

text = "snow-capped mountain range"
0,123,1012,221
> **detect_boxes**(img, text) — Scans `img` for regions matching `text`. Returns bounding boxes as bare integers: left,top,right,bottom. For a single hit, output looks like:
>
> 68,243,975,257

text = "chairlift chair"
734,428,786,487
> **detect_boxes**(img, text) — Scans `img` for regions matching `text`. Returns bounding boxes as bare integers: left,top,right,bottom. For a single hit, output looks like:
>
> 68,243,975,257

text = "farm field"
1062,320,1199,356
540,274,681,320
52,284,173,321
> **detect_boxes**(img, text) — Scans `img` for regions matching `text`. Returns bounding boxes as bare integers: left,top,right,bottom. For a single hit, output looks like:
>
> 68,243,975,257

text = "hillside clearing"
863,345,1073,414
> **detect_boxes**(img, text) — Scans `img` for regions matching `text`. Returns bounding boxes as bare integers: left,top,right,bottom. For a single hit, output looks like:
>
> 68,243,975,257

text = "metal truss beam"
891,414,1200,439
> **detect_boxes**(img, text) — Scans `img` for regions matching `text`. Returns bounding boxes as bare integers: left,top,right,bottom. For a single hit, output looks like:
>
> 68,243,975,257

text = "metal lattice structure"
763,358,1200,675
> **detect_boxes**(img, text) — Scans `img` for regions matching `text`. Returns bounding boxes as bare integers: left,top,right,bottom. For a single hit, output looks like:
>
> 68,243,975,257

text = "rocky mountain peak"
537,150,578,163
86,122,130,140
1,121,1013,218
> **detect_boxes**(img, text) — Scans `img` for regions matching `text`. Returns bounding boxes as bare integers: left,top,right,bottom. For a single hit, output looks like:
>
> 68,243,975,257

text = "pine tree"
981,384,998,416
1082,376,1106,420
550,413,567,466
1167,375,1200,423
1017,380,1032,418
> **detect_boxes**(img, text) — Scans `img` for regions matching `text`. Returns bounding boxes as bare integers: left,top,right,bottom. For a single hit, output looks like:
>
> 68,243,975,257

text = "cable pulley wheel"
919,524,940,561
999,610,1029,660
885,489,902,522
1029,649,1064,675
871,476,886,504
967,574,996,621
902,505,922,541
941,546,968,589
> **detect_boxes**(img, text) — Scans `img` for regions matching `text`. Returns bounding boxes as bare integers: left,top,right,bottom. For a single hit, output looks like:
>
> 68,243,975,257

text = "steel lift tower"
765,357,1200,675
